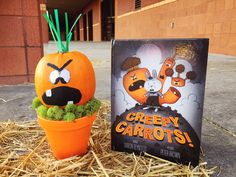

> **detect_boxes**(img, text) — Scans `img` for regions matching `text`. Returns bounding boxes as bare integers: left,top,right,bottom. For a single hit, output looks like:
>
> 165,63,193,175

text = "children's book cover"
111,39,209,166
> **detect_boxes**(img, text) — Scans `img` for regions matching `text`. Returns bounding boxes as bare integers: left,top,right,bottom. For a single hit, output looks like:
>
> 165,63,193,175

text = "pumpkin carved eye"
49,69,70,84
49,70,60,84
60,69,70,83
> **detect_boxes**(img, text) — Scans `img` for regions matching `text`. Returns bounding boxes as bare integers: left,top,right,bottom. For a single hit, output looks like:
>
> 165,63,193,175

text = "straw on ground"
0,101,217,176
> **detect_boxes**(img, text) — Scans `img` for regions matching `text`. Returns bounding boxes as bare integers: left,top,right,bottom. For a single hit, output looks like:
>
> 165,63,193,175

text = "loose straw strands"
0,101,217,176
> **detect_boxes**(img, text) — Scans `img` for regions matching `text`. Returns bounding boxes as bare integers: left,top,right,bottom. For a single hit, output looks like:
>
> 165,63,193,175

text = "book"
111,39,209,166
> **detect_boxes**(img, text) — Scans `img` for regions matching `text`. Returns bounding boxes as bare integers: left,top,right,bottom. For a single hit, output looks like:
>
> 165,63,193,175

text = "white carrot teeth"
67,101,73,104
46,89,52,97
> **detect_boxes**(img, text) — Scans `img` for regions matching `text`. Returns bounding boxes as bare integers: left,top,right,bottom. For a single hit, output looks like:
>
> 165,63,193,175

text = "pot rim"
37,112,96,131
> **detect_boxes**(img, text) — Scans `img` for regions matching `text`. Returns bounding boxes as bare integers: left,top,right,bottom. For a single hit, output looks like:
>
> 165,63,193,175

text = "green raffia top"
43,9,82,53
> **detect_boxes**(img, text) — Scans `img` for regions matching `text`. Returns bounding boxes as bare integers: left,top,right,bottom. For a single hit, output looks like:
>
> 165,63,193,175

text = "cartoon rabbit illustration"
143,69,164,112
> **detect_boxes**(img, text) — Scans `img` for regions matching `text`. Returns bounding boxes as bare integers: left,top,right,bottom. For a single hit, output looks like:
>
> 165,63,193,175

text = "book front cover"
111,39,209,166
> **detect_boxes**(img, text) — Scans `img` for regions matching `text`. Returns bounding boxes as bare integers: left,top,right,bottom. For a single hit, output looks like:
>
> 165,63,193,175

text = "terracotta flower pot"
38,113,96,159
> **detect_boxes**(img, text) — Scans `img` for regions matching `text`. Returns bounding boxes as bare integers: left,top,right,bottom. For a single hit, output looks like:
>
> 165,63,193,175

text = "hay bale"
0,101,216,176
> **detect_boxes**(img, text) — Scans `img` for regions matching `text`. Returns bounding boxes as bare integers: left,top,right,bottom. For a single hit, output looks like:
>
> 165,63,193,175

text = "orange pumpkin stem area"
38,113,96,159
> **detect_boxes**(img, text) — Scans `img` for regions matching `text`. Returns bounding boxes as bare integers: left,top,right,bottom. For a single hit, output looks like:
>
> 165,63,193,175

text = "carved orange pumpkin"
35,51,95,107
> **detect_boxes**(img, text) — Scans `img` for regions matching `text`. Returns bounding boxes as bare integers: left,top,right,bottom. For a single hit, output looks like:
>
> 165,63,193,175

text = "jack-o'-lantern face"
123,68,150,104
158,58,175,82
35,51,95,107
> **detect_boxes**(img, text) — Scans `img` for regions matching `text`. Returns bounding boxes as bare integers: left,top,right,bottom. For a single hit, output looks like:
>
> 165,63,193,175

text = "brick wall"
117,0,133,16
79,0,101,41
115,0,236,56
141,0,166,7
0,0,43,84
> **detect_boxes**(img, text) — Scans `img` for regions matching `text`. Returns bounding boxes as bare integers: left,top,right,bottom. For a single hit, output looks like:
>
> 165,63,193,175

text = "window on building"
135,0,141,10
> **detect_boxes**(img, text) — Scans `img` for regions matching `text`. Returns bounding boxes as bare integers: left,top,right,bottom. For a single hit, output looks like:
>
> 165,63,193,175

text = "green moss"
75,105,84,118
46,106,64,120
47,107,54,119
65,103,77,113
84,98,101,116
76,105,84,112
36,105,48,118
90,98,101,112
53,106,64,120
63,112,76,122
32,97,42,109
32,97,101,121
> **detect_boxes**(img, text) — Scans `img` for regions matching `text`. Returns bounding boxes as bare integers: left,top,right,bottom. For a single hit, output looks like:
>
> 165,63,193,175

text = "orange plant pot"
38,113,96,159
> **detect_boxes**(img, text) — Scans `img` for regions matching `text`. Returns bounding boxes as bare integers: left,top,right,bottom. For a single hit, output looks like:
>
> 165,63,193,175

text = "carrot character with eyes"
158,57,176,89
121,57,150,104
156,57,182,105
165,64,197,87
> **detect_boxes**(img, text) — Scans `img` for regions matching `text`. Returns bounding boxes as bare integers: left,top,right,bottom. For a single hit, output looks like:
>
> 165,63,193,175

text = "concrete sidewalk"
0,42,235,176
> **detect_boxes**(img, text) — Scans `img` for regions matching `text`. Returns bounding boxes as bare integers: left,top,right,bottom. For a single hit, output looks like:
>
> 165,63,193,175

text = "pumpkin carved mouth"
42,86,82,106
128,80,145,92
